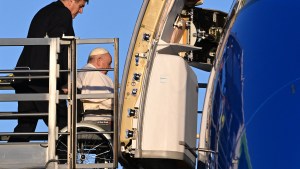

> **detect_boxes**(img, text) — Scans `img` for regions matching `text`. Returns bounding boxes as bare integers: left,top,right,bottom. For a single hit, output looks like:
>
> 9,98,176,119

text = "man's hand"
62,85,68,94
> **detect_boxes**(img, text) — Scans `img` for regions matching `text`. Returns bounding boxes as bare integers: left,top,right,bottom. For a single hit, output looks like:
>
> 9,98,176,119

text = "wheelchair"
56,103,114,165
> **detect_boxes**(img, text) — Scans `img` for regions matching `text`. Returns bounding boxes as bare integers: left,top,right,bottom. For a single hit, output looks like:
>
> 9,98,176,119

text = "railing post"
70,38,77,169
114,38,119,168
47,38,59,169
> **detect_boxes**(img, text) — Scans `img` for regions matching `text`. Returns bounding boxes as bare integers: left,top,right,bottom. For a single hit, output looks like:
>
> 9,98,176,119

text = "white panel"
141,54,198,162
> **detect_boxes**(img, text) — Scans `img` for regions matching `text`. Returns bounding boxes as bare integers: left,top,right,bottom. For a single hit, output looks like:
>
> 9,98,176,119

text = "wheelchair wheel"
56,126,113,164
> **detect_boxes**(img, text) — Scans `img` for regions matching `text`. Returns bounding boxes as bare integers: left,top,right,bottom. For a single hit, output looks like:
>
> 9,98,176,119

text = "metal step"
0,142,47,169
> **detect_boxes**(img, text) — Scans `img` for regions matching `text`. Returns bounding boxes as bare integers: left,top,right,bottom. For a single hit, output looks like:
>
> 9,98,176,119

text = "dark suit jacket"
14,0,74,93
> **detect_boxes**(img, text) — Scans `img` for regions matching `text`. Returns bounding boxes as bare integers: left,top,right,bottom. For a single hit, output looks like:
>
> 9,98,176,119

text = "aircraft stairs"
0,37,119,169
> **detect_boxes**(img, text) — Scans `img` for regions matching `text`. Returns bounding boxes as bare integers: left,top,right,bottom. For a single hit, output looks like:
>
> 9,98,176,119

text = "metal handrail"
0,131,114,136
0,76,48,80
0,132,49,136
0,93,114,102
0,68,114,74
0,38,58,46
0,113,48,119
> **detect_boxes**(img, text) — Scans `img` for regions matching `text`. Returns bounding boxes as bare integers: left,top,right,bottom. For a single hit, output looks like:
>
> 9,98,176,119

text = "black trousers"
8,85,68,142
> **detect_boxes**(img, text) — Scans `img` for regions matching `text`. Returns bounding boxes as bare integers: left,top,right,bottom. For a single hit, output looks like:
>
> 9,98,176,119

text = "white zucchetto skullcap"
89,48,109,56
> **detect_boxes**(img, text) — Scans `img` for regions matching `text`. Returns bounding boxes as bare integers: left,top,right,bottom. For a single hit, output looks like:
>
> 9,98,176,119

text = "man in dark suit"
8,0,89,142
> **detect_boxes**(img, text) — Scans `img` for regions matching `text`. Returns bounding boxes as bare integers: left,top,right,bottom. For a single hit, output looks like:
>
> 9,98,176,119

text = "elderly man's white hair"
87,48,109,63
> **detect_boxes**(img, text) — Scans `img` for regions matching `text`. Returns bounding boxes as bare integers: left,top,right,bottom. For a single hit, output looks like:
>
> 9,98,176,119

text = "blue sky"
0,0,233,135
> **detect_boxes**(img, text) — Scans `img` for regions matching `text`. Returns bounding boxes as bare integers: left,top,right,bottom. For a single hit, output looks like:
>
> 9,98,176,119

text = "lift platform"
0,37,119,169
